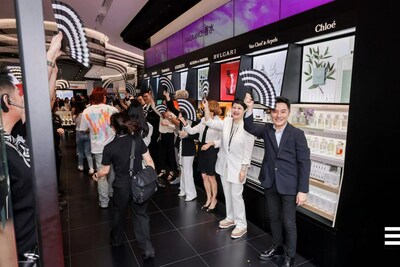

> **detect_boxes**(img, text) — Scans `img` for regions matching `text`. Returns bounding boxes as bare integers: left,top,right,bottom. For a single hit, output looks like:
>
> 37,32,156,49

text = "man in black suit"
243,94,310,267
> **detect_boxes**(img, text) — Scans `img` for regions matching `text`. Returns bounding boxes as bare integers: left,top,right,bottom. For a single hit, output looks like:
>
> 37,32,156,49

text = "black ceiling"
121,0,201,50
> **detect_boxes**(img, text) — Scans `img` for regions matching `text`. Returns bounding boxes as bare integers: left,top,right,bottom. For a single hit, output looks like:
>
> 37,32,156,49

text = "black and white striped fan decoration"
201,80,209,99
155,104,167,114
239,69,276,109
177,99,196,121
9,67,22,82
125,82,135,96
159,76,175,94
55,79,70,89
51,0,90,68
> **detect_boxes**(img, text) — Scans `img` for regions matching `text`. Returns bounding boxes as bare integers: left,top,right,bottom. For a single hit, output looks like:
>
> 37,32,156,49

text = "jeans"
76,131,94,169
94,153,115,207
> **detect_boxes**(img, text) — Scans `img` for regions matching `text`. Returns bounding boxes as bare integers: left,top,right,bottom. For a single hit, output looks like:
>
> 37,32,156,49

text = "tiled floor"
60,133,318,267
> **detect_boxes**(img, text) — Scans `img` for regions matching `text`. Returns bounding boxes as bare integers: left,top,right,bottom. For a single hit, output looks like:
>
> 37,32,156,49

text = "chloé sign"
315,20,336,33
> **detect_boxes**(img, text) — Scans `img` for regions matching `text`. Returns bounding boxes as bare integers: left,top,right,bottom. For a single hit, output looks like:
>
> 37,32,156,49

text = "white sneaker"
88,168,95,175
78,165,84,171
169,177,180,185
178,191,186,197
219,218,236,229
231,227,247,239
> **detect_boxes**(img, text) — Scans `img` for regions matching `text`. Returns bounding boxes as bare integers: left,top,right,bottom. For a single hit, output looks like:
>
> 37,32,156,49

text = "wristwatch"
47,60,55,68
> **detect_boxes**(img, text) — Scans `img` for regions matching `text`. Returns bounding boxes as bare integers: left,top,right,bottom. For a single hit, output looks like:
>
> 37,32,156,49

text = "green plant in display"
303,46,336,94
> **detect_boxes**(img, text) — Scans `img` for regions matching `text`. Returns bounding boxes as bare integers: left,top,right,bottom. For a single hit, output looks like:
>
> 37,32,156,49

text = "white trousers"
220,172,247,229
179,156,196,199
94,153,115,207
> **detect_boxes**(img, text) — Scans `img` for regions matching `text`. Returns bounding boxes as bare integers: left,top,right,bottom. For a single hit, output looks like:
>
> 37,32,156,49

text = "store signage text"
174,63,186,70
315,20,336,33
189,57,209,66
185,24,215,43
248,37,278,49
161,68,171,73
151,71,158,75
213,49,237,60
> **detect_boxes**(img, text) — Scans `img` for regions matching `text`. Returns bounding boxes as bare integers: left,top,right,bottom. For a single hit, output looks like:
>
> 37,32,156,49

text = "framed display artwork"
197,67,209,100
180,71,188,90
252,49,288,97
300,35,355,103
220,60,240,101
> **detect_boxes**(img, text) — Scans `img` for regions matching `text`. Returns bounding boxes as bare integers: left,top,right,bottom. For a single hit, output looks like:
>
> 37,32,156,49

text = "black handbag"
129,138,158,204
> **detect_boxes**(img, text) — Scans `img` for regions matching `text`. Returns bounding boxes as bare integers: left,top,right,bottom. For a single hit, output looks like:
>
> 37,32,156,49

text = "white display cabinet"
247,104,349,227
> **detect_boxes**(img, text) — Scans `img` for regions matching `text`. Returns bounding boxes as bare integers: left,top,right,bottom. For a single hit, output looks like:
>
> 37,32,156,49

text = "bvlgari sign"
213,49,237,60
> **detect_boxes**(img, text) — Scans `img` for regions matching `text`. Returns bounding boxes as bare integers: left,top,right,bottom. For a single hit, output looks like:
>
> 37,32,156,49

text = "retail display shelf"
310,154,344,168
309,178,339,194
302,203,334,221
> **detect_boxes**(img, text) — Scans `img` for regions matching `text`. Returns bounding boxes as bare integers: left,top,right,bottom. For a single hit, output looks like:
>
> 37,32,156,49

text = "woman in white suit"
203,98,255,239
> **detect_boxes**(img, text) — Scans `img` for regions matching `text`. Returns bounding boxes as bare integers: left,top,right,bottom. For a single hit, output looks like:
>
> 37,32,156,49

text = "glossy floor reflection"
60,134,319,267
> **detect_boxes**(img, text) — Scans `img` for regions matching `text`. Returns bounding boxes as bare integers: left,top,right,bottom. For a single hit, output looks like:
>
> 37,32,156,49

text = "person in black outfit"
91,112,156,260
52,104,65,196
142,89,161,172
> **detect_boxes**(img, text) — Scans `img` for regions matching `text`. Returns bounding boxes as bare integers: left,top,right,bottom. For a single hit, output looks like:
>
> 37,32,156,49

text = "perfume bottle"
336,141,344,156
335,36,355,103
229,72,235,95
317,113,325,128
325,114,332,129
298,112,306,126
341,114,348,131
225,69,232,95
319,138,327,154
312,137,320,152
332,114,340,130
327,140,335,155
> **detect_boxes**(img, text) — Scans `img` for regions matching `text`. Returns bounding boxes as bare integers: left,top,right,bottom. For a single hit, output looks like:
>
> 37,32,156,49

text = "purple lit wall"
204,1,234,46
234,0,280,36
168,31,183,60
154,40,167,65
145,47,155,68
145,0,336,67
183,19,204,54
280,0,334,19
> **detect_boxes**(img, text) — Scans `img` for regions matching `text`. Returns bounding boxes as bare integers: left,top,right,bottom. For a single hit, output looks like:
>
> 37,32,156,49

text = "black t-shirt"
102,134,147,186
5,133,36,258
52,113,63,148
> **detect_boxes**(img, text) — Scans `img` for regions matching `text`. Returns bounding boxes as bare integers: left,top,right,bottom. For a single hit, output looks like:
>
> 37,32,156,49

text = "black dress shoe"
258,244,285,261
282,256,295,267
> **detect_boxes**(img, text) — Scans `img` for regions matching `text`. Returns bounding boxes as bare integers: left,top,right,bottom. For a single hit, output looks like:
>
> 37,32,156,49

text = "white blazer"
206,117,255,184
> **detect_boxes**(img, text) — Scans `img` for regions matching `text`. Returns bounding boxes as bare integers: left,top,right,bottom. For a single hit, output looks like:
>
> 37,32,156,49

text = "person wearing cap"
202,98,255,239
78,87,119,209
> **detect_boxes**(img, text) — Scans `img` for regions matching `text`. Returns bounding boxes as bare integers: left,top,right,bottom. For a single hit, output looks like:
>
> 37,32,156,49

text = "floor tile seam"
196,239,247,256
124,232,141,266
159,254,210,267
174,218,220,231
68,243,113,257
67,220,113,232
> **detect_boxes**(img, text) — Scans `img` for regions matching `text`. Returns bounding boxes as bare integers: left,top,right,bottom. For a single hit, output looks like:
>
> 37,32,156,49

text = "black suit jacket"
244,114,310,195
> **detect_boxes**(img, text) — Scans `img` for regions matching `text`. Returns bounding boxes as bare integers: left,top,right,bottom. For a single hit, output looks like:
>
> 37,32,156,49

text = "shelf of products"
291,104,348,226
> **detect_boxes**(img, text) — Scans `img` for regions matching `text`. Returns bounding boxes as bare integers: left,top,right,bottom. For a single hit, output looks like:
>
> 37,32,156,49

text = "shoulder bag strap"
129,137,136,178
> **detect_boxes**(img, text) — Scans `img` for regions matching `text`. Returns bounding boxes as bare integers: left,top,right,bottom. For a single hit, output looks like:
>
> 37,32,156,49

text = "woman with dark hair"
203,98,255,239
128,99,152,147
92,112,156,259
